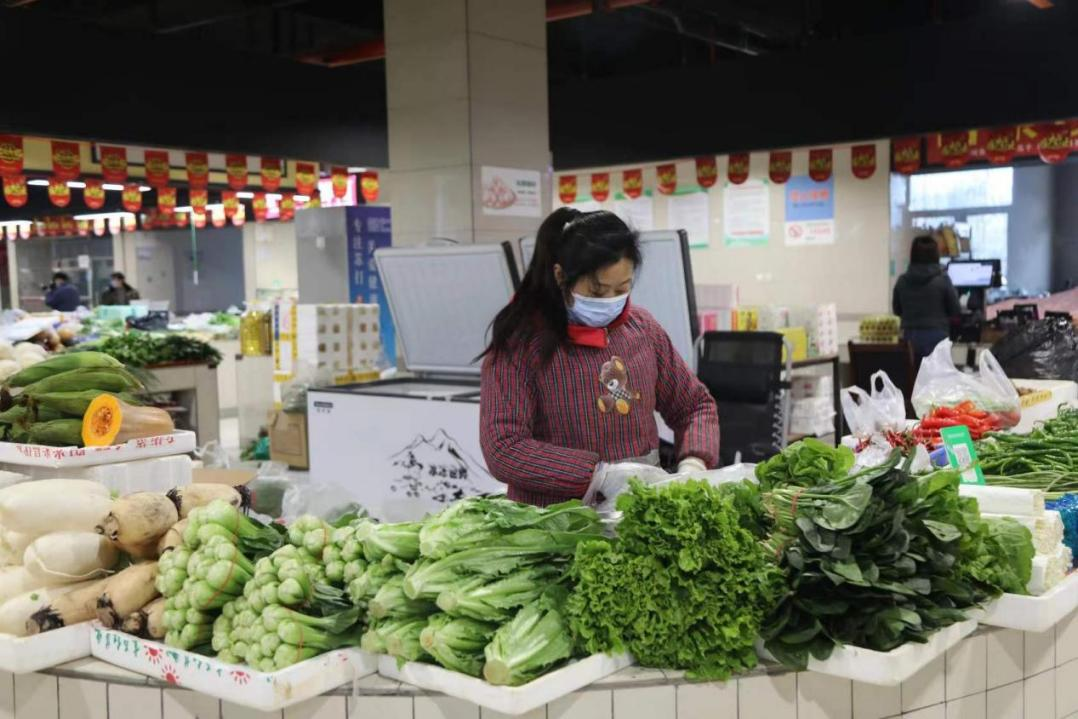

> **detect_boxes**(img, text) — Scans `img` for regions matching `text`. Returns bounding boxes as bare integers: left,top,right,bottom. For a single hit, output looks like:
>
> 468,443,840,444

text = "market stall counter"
14,620,1078,719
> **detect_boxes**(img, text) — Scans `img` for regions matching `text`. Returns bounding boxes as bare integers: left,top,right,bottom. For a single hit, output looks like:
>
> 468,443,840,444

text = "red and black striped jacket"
479,305,719,506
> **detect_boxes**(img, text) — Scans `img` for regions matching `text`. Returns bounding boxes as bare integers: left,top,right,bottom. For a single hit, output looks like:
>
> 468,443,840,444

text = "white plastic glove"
583,462,671,514
677,456,707,475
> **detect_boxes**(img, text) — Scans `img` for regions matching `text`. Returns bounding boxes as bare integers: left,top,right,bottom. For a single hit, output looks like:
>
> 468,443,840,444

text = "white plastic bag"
911,340,1021,427
841,370,908,436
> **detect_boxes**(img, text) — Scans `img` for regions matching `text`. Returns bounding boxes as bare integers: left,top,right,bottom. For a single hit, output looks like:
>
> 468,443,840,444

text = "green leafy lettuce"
420,613,498,677
483,586,575,686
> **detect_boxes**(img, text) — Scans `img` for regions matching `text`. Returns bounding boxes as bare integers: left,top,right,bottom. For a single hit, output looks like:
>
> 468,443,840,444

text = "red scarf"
566,299,632,349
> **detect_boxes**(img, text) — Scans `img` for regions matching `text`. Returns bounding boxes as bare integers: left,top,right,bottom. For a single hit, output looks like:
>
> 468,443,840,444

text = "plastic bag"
841,370,907,436
991,317,1078,381
281,473,367,524
911,339,1021,427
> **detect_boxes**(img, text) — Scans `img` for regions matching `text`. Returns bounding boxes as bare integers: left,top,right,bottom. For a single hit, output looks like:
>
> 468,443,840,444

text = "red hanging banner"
1038,122,1072,164
695,156,718,188
590,173,610,202
99,146,128,183
175,212,189,229
143,150,170,187
656,163,676,195
330,166,348,199
232,204,247,226
359,171,379,203
121,184,142,213
892,137,922,174
558,175,577,204
768,151,792,184
92,218,105,237
252,192,268,222
2,175,27,208
260,157,282,192
211,208,226,228
190,188,208,215
51,141,80,181
727,153,749,185
48,177,71,207
185,152,209,189
280,192,295,221
295,162,317,196
45,216,61,236
193,211,207,229
76,220,89,237
808,149,833,182
0,135,24,177
225,154,247,190
622,169,643,199
851,144,877,179
107,216,121,235
939,132,970,168
985,127,1018,165
123,215,136,232
61,216,77,236
157,187,177,215
83,178,105,209
141,210,157,231
222,191,238,218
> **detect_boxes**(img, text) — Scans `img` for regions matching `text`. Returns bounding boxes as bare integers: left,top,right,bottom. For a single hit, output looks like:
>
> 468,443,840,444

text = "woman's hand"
584,462,670,513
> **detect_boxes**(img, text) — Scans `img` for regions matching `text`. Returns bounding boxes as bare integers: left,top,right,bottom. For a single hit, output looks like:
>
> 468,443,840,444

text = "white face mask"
567,292,628,328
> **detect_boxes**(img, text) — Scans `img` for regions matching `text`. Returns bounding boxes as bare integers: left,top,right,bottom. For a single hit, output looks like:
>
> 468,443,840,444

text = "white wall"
242,222,298,301
558,140,893,336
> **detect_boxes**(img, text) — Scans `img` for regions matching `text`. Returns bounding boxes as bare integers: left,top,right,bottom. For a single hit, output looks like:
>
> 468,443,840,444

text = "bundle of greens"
566,479,785,681
75,332,222,369
758,442,1035,670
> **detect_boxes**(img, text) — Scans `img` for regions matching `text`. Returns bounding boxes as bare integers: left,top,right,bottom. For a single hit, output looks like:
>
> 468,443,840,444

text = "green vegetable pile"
757,440,1034,670
566,479,785,680
75,332,222,369
978,406,1078,498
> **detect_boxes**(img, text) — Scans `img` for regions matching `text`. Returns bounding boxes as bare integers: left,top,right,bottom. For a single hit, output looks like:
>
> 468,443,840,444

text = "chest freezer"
308,242,519,522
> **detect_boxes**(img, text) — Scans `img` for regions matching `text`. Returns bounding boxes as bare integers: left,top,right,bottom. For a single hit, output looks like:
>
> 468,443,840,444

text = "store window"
908,168,1014,211
910,215,957,231
966,213,1009,276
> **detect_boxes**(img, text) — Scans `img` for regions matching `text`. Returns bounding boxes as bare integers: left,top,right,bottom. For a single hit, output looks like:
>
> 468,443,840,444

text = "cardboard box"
192,467,258,486
778,326,809,361
268,411,309,469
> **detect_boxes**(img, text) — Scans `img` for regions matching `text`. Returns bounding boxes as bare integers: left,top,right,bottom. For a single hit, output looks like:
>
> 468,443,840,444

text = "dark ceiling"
0,0,1067,169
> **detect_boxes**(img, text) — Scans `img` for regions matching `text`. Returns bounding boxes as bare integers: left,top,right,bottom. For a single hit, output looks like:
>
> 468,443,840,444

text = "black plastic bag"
991,317,1078,381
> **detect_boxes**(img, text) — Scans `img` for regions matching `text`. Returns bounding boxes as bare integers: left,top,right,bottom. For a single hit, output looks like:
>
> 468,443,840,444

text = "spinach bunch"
76,332,222,368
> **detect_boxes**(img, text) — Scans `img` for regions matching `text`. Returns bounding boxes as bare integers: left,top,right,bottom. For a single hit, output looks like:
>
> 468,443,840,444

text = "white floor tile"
283,695,345,719
902,706,945,719
611,686,676,719
1025,669,1056,719
947,636,987,701
853,680,901,719
479,707,543,719
1027,629,1057,678
986,682,1022,719
986,630,1024,690
798,672,853,719
1058,659,1078,718
108,685,162,719
676,682,736,719
220,701,282,719
903,656,946,712
163,688,221,719
58,679,106,719
0,673,15,719
547,690,612,719
414,695,481,719
1059,611,1078,666
14,673,57,719
738,673,797,719
946,694,986,719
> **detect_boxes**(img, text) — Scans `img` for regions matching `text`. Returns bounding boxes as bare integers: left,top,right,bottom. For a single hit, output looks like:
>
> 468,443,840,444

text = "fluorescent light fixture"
27,179,49,186
294,195,310,202
139,186,151,192
73,211,135,221
174,206,192,213
347,167,367,173
66,181,85,189
102,183,125,191
204,203,223,211
0,220,31,226
236,191,254,199
266,193,282,201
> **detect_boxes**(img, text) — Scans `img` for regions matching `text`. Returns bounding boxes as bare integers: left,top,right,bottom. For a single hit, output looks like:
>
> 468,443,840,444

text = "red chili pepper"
934,406,958,419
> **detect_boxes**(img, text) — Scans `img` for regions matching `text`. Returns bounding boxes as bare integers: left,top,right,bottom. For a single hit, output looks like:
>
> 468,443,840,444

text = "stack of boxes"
790,373,836,437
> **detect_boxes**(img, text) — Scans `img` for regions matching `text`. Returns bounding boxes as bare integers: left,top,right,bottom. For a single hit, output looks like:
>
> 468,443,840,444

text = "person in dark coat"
892,235,961,364
44,272,81,312
100,272,140,306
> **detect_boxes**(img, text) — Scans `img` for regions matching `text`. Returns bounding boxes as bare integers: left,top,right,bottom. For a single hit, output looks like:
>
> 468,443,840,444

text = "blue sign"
785,175,835,222
346,206,395,363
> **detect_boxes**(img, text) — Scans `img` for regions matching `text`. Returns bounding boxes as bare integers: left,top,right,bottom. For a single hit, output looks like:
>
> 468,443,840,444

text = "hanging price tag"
940,425,985,485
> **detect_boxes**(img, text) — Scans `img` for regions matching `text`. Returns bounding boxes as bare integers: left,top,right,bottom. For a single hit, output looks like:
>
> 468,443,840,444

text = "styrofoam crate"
10,455,193,494
0,622,91,673
0,431,195,468
377,652,634,716
973,572,1078,633
90,624,376,711
757,619,977,686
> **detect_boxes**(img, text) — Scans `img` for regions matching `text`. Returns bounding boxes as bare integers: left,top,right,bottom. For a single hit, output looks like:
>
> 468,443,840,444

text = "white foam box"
973,572,1078,633
791,374,834,400
377,652,634,716
0,431,195,468
757,619,977,686
90,624,377,711
0,622,91,673
11,454,193,494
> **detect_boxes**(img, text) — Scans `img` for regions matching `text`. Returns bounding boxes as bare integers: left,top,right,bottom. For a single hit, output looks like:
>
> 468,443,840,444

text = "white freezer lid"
375,243,518,376
519,230,697,369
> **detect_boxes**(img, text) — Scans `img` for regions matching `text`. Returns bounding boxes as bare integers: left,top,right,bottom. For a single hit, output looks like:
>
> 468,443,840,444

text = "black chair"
847,340,917,422
696,331,791,465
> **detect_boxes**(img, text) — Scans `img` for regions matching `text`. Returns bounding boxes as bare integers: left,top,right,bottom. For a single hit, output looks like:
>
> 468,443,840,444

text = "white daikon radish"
0,567,43,606
0,341,14,362
0,471,28,491
94,562,159,629
24,532,118,583
13,343,46,360
0,361,18,383
167,484,245,518
0,580,97,636
959,484,1045,516
26,576,108,634
0,479,108,502
3,530,34,557
0,544,18,568
97,493,178,551
0,490,112,536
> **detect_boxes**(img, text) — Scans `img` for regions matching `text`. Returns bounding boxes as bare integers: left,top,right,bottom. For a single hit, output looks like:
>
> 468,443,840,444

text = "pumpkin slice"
82,394,175,447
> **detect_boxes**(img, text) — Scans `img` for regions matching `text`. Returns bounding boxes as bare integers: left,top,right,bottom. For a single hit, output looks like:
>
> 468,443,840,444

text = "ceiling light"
236,191,254,199
294,195,310,202
347,167,366,173
66,181,85,189
27,179,49,186
102,183,124,191
174,206,192,213
266,193,282,201
139,186,151,192
73,211,131,221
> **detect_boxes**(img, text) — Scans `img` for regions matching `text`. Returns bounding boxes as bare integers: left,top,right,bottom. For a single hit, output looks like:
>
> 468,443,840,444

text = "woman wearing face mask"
479,207,719,507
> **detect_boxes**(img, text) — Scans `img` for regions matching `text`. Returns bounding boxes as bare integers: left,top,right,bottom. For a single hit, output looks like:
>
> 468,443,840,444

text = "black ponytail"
482,207,641,362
